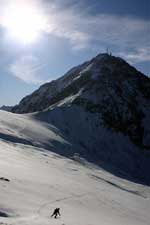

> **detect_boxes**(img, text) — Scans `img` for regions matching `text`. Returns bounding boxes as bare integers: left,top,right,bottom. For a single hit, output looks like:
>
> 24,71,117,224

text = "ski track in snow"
37,192,89,215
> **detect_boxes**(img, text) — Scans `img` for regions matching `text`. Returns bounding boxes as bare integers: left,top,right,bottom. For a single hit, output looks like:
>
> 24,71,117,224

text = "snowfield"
0,110,150,225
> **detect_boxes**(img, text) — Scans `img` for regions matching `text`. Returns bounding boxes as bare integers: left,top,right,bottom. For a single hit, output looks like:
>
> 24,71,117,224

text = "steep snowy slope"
0,109,150,184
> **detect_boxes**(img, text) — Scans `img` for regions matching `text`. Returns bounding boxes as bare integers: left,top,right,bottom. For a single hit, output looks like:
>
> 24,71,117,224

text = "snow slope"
0,138,150,225
1,104,150,184
0,110,150,225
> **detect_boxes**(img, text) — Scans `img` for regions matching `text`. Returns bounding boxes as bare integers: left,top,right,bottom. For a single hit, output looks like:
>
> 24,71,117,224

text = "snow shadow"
0,211,9,218
0,132,33,146
90,175,147,198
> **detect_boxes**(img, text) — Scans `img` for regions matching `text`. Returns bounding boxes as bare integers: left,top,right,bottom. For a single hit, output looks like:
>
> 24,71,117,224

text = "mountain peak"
12,53,149,113
94,52,110,59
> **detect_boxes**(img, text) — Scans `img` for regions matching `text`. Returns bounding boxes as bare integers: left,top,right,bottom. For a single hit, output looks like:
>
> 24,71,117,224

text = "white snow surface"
0,110,150,225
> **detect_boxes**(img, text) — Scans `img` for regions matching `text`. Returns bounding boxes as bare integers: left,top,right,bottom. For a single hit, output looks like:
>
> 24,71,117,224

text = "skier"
51,208,61,218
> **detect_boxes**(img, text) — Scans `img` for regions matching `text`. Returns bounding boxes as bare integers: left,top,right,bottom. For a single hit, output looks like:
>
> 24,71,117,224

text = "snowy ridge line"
90,174,148,199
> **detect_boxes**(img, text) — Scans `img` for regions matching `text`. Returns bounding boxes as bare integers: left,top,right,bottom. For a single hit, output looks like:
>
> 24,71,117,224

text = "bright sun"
3,3,46,43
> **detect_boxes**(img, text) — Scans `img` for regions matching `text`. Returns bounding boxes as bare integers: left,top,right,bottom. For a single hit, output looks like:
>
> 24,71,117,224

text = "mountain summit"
10,53,150,183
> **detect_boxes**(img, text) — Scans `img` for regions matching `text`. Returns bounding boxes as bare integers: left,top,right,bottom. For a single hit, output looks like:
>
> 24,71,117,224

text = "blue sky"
0,0,150,106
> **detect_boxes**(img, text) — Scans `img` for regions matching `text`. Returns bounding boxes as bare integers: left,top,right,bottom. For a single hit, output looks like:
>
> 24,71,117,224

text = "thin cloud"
42,2,150,62
9,55,46,84
120,47,150,63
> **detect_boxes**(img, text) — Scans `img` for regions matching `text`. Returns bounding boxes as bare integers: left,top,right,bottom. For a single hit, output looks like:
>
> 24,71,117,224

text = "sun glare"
3,3,46,43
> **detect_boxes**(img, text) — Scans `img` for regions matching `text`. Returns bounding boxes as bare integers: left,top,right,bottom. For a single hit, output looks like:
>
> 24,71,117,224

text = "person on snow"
51,208,61,218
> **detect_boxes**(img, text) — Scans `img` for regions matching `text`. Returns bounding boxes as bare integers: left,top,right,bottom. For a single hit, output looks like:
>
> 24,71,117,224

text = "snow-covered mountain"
11,53,150,183
12,54,150,149
0,53,150,225
0,54,144,182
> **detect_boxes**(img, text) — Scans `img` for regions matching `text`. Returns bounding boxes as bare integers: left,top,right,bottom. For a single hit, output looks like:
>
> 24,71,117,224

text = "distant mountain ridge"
0,105,13,112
